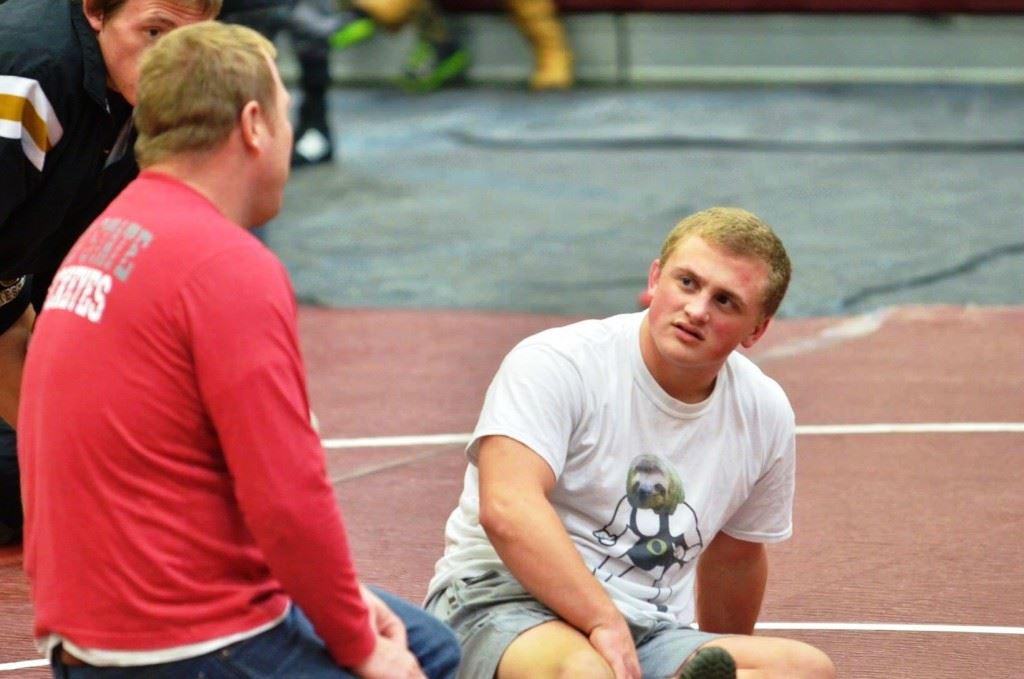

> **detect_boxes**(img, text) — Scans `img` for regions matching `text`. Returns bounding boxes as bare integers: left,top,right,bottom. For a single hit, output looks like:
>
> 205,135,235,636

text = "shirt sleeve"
0,73,59,240
722,394,796,544
467,341,585,479
180,244,375,668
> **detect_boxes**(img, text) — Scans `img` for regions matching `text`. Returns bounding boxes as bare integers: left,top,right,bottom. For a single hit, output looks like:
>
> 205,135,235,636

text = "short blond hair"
134,21,278,167
659,207,792,319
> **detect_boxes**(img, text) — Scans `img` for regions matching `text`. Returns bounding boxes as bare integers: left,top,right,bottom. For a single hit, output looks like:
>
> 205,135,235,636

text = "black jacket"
0,0,137,301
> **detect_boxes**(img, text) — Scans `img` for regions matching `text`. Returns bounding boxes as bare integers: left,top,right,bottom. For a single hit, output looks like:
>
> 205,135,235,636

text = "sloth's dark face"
628,457,680,513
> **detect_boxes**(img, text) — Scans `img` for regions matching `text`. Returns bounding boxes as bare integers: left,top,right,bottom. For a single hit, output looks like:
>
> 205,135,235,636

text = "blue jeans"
51,589,460,678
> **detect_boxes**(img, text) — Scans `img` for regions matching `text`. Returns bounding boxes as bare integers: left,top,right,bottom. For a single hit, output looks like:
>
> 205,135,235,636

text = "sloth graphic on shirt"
591,454,703,611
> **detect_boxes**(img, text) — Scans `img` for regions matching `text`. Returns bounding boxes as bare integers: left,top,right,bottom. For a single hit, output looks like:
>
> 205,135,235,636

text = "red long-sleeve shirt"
19,171,375,667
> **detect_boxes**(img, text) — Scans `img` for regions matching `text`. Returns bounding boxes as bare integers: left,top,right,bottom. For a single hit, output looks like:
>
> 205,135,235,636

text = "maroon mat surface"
1,304,1021,678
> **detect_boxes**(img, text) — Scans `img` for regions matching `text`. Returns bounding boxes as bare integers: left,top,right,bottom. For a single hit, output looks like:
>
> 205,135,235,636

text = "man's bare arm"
0,305,35,428
695,531,768,634
477,434,641,679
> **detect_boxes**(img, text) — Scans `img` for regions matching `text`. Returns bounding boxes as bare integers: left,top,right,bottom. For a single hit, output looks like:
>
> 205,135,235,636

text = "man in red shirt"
18,21,459,679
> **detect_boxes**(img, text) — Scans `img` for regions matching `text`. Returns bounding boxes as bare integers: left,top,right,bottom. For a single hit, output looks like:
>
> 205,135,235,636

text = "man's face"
85,0,210,105
641,235,772,394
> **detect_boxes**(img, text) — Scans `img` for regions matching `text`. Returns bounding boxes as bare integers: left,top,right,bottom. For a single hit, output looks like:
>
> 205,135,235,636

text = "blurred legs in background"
331,0,573,91
507,0,573,90
221,0,339,166
333,0,470,92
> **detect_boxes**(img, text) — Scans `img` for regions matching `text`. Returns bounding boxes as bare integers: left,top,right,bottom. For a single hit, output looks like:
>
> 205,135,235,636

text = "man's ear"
646,258,661,296
82,0,105,31
740,315,772,349
238,101,263,152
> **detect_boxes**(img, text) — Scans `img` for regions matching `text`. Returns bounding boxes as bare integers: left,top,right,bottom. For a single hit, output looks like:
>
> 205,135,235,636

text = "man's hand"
351,636,426,679
588,618,642,679
361,585,407,646
351,586,424,679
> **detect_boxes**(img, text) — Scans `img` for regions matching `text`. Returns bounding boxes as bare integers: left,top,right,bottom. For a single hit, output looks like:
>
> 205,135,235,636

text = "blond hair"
134,21,278,167
659,207,792,319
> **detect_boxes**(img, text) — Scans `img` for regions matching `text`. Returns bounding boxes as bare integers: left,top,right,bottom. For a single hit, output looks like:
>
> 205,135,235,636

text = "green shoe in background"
329,10,376,49
397,39,469,93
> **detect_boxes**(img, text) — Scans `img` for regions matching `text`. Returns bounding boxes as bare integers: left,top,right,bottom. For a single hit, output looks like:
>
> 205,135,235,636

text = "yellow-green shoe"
397,40,470,94
329,11,376,50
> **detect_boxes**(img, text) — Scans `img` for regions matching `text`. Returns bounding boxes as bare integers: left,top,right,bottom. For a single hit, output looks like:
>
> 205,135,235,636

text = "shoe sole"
678,646,737,679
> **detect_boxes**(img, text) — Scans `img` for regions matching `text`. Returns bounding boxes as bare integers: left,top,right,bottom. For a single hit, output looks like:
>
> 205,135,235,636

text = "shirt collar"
70,3,111,109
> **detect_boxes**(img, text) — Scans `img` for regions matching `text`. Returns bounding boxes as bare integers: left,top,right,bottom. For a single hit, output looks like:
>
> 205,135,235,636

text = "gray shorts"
424,570,720,679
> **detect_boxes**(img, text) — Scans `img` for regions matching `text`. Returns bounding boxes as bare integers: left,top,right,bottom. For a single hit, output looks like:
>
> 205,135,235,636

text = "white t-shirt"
427,311,795,626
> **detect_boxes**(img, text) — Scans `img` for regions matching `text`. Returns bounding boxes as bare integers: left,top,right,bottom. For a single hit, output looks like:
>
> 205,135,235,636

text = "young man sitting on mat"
425,207,835,679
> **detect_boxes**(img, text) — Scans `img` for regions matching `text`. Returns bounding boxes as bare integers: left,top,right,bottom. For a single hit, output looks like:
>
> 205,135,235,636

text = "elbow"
479,492,527,547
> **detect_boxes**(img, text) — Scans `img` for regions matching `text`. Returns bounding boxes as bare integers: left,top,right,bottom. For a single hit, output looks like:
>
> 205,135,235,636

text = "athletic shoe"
678,646,737,679
292,127,334,168
397,40,469,93
329,10,377,50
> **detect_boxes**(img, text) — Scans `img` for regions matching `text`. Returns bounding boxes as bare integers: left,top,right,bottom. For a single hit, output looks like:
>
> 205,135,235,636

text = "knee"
773,641,835,679
432,625,462,678
409,614,461,679
432,646,461,679
555,647,614,679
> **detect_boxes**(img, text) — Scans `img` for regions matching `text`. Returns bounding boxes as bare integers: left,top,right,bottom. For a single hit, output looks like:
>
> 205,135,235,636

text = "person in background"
332,0,571,92
19,21,460,678
0,0,221,546
220,0,344,166
331,0,468,93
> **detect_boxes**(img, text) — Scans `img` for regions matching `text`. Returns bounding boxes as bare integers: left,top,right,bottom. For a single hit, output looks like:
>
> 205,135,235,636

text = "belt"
59,648,90,667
